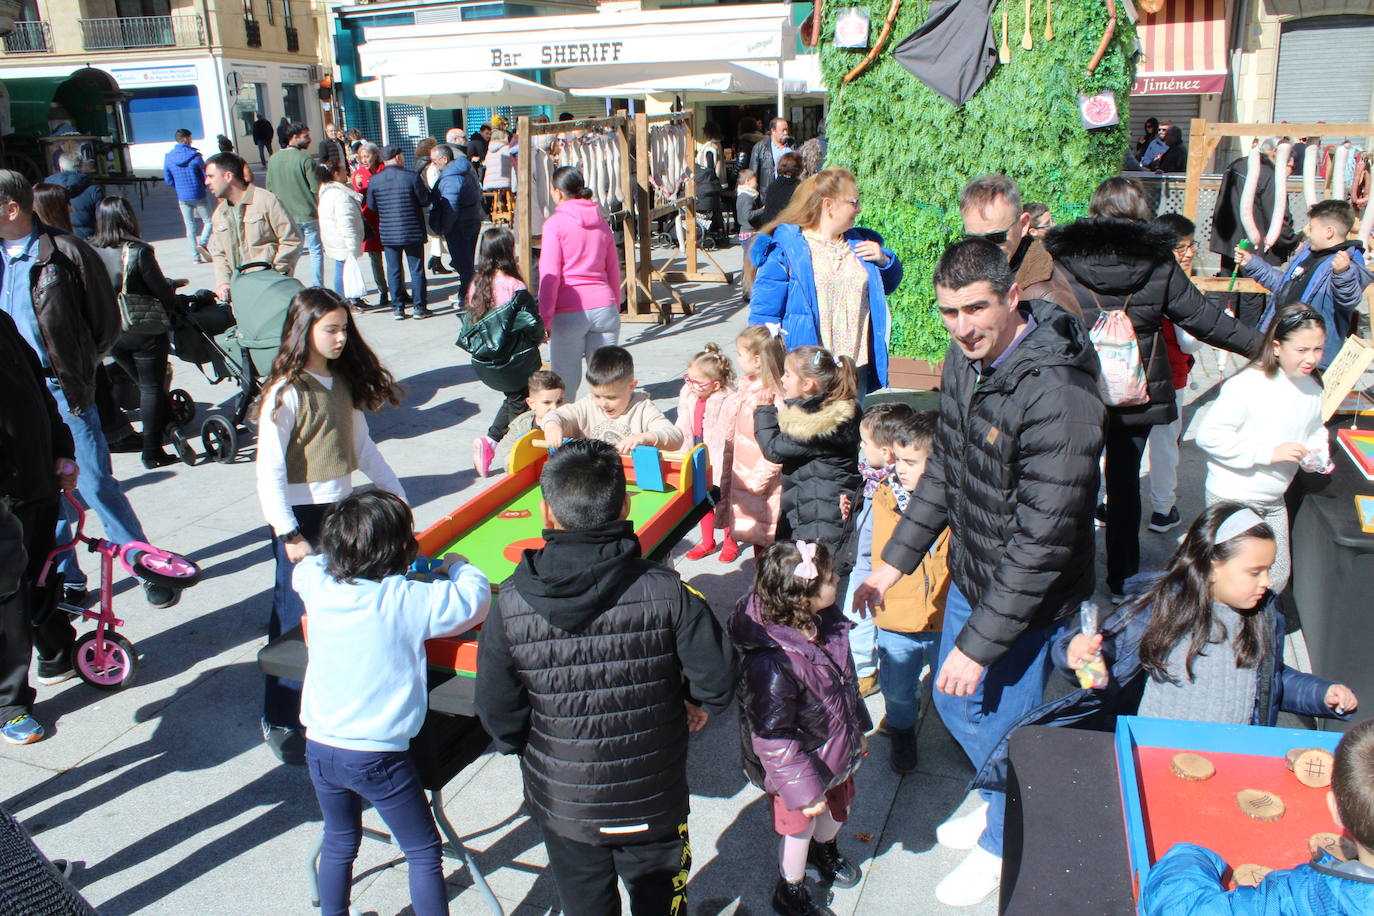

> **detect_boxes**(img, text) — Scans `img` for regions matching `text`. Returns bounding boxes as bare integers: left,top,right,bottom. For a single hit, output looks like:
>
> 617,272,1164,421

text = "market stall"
0,68,135,184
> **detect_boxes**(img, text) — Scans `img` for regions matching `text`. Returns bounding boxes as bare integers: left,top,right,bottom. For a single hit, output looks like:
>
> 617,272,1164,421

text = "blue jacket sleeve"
163,162,174,188
192,156,206,189
1331,257,1373,318
1275,663,1345,720
878,247,902,295
1141,843,1253,916
748,236,788,327
1242,257,1285,295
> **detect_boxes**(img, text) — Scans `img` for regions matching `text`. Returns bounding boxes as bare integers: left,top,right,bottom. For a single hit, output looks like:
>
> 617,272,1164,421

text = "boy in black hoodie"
476,438,736,916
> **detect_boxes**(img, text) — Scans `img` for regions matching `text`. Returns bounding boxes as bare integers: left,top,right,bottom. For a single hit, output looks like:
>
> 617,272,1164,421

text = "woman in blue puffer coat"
747,166,902,394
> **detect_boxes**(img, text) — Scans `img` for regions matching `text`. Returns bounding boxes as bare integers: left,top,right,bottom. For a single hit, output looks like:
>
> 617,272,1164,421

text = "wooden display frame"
1183,119,1374,297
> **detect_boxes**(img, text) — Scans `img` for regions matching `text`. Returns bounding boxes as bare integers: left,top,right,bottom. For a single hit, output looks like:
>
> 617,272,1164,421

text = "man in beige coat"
205,151,302,301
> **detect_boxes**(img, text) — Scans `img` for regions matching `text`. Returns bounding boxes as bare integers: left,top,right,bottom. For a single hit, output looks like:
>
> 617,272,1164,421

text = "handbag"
116,244,170,335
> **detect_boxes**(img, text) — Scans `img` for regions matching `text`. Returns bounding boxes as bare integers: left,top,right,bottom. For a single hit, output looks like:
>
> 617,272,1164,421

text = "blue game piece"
690,448,708,504
632,445,666,492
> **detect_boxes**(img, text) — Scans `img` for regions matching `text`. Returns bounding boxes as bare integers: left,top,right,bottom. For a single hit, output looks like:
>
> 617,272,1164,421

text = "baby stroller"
168,262,303,463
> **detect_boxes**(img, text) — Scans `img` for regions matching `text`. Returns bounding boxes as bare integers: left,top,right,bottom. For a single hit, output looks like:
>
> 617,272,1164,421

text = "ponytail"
788,345,857,406
552,165,594,200
691,342,736,390
737,325,786,393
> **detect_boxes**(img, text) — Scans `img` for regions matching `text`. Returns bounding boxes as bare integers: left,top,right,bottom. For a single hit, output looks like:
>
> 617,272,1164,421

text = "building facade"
0,0,328,171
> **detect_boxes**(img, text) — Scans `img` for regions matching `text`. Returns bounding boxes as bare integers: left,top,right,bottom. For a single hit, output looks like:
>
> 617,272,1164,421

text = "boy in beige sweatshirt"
541,346,684,454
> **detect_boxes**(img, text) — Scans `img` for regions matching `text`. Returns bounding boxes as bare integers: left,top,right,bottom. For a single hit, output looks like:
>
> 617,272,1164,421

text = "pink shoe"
472,436,496,477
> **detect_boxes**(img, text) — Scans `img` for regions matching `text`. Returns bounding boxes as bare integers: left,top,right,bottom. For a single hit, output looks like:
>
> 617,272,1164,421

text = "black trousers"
0,498,66,721
1104,425,1151,593
488,388,528,441
109,332,172,460
539,821,691,916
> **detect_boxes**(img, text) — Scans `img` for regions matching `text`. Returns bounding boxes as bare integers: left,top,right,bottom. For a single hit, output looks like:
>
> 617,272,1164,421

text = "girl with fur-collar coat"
754,347,862,573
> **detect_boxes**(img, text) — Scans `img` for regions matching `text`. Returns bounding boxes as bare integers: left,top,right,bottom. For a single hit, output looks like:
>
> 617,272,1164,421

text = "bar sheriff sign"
490,40,627,68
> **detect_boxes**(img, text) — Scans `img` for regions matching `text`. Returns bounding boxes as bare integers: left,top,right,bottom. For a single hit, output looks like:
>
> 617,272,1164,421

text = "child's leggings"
779,810,842,882
306,740,448,916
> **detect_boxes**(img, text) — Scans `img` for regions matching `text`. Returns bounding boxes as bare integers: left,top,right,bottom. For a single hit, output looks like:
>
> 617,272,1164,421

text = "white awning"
353,71,564,109
357,4,798,78
560,62,808,97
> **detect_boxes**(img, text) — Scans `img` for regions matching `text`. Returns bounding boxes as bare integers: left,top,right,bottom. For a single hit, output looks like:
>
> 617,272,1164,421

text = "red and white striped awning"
1131,0,1229,96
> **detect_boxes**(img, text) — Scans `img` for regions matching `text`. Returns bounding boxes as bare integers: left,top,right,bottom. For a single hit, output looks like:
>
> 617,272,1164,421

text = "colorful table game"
415,430,711,678
1115,716,1344,901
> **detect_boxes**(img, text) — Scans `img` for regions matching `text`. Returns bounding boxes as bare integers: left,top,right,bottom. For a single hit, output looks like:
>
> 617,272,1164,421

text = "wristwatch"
282,528,302,542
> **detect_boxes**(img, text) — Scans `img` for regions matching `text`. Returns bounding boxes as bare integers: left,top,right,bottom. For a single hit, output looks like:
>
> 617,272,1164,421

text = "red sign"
1131,73,1227,96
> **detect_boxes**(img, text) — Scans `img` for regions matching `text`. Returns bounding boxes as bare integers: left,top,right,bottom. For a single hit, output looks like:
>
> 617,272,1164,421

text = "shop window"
234,82,267,136
123,85,203,144
282,83,306,125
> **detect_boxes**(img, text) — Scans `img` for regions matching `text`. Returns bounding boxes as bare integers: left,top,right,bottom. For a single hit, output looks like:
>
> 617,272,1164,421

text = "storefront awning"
2,68,121,138
559,62,809,98
1131,0,1229,96
357,4,798,78
354,71,564,109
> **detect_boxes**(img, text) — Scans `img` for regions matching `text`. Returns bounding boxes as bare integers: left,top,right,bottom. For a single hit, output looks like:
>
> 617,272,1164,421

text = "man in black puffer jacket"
855,239,1105,908
476,439,736,916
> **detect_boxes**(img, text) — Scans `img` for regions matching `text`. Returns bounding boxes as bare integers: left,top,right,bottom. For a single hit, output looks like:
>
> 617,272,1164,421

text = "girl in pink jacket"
720,326,786,553
537,166,623,399
676,343,737,561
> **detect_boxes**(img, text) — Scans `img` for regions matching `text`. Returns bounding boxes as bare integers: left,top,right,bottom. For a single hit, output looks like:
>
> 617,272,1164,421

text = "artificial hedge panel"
819,0,1137,360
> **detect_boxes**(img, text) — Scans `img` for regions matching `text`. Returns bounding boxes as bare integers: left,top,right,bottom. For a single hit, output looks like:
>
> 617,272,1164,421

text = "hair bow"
765,322,785,339
794,540,819,581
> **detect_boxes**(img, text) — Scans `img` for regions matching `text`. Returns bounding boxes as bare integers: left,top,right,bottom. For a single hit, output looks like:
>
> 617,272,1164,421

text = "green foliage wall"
819,0,1137,360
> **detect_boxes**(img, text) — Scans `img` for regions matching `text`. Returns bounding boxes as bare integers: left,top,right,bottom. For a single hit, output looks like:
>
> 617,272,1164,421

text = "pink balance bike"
36,490,203,690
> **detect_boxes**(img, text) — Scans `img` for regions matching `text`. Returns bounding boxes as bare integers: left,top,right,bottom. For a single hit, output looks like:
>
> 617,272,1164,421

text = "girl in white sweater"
1195,304,1331,592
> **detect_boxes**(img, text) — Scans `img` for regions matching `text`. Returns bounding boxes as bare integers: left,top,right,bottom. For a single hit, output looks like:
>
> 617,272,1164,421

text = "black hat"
379,144,402,161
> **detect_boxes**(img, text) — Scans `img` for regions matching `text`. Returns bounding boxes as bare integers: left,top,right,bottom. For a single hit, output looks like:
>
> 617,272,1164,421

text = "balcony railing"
244,17,261,48
78,15,206,51
2,20,53,53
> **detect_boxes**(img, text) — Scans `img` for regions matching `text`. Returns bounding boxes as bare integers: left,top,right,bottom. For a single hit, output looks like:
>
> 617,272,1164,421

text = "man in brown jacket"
960,175,1080,320
205,151,301,301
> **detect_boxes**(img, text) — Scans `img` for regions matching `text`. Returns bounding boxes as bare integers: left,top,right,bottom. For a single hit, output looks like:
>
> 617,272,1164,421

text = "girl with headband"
731,539,869,915
1065,502,1356,726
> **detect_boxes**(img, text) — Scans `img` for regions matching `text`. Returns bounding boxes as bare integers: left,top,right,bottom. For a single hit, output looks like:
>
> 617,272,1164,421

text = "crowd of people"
2,110,1374,916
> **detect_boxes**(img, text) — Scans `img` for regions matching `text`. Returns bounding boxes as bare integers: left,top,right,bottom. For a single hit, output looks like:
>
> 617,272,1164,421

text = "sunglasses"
963,226,1014,245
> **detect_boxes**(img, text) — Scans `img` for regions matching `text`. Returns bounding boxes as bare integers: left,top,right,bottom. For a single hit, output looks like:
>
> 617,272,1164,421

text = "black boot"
807,839,861,889
771,877,836,916
428,255,450,274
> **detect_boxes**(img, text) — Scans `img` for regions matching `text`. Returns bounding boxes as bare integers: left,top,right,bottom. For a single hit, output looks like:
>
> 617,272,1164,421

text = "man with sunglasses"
960,175,1080,320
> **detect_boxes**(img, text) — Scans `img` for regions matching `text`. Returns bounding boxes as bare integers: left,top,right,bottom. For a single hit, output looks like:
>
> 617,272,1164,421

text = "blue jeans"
264,503,329,728
384,244,427,310
177,198,213,261
328,257,346,297
876,628,940,731
932,581,1053,857
306,740,448,916
299,219,325,288
47,383,146,588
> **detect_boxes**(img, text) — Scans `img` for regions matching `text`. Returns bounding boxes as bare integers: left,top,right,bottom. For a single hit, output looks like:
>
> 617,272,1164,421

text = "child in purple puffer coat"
731,539,870,916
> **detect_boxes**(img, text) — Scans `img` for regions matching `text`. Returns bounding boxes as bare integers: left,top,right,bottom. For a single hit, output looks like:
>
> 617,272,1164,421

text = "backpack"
1088,294,1149,407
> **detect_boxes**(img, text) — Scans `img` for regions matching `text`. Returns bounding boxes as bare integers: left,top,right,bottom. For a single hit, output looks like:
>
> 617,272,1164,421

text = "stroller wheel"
169,389,196,426
168,427,198,467
74,631,138,690
201,416,238,464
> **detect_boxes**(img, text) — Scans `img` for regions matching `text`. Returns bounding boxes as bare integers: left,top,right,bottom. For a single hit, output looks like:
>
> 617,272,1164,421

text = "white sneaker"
934,845,1002,907
935,799,988,850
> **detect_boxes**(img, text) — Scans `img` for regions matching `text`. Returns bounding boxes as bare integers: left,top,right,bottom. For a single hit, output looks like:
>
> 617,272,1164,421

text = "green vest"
285,373,358,484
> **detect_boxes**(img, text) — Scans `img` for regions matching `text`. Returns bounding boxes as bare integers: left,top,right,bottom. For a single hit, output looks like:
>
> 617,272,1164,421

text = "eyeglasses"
963,226,1015,245
840,197,861,208
682,374,715,390
1173,241,1197,253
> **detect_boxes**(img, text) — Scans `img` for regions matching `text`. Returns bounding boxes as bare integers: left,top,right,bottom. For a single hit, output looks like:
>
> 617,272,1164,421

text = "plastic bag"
342,257,367,299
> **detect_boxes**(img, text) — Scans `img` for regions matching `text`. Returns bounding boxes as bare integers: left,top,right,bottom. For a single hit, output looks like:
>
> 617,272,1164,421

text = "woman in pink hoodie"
538,166,622,398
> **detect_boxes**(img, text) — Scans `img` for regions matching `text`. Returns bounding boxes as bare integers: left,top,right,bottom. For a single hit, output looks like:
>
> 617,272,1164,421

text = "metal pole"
379,74,389,145
776,58,785,120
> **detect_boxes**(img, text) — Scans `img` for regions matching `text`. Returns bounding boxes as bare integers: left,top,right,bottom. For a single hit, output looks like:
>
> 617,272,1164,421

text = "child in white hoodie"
1195,303,1331,594
297,490,490,916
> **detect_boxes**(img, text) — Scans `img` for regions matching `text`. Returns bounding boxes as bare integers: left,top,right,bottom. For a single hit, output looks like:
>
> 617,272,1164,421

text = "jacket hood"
983,298,1100,391
510,519,643,632
729,592,845,654
166,144,202,168
777,395,857,441
553,197,607,228
1013,236,1056,286
440,158,472,179
1043,217,1174,295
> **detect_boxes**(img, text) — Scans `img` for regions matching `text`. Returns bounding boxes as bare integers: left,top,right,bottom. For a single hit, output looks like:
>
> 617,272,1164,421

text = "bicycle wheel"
129,549,202,589
74,631,138,690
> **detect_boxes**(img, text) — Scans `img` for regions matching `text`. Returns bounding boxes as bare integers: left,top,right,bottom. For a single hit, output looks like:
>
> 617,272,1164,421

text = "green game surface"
436,482,679,586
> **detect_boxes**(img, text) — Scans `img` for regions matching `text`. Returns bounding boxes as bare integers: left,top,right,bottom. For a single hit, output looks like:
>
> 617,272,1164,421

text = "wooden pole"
516,115,533,298
1182,117,1209,229
684,109,699,282
616,112,637,318
634,112,654,320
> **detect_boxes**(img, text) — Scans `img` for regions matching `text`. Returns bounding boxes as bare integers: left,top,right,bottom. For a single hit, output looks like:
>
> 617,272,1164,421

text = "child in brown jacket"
851,409,950,774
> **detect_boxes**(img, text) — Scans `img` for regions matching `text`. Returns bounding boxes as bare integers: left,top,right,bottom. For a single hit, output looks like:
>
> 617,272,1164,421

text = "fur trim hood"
777,396,858,441
1043,217,1175,295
